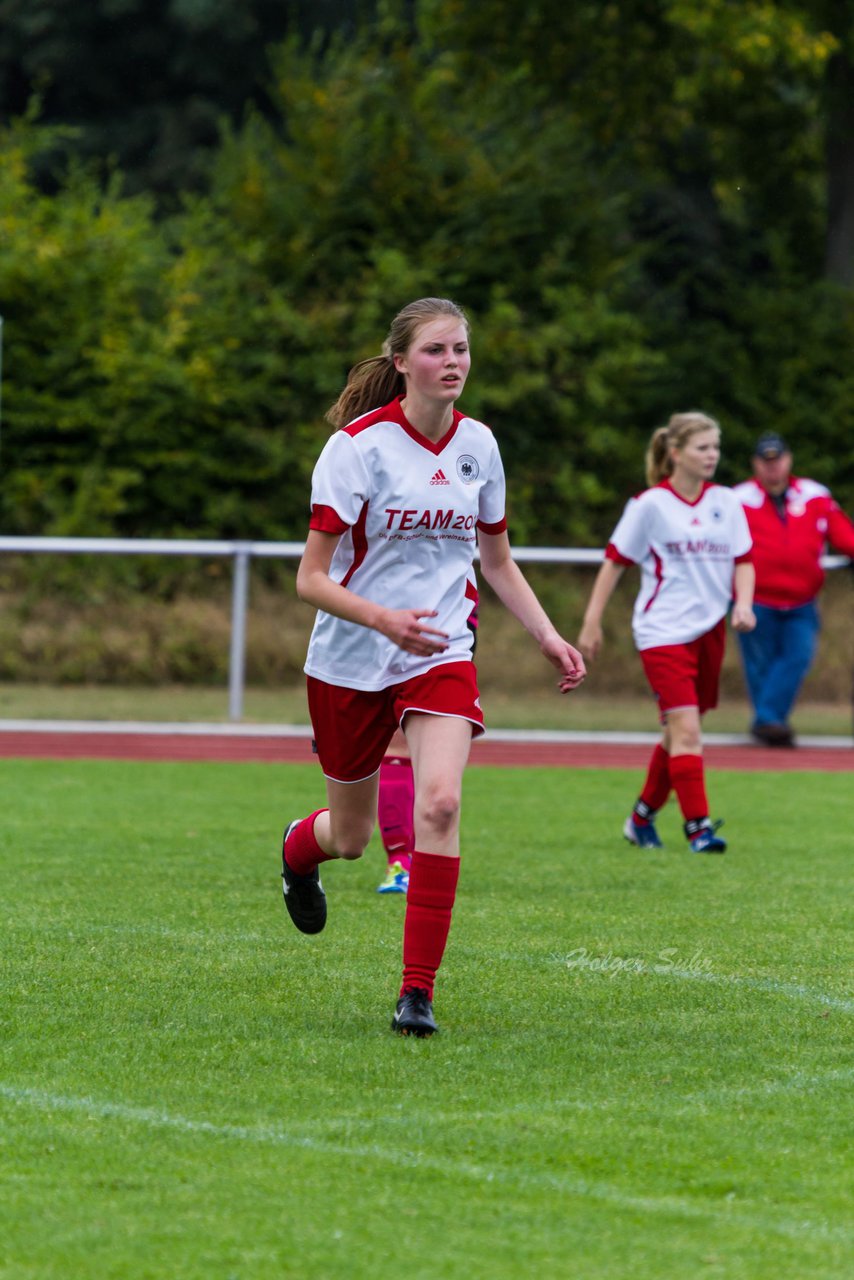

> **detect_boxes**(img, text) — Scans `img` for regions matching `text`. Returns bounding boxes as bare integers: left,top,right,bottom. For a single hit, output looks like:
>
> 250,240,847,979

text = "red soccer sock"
401,851,460,1000
635,743,671,821
669,754,709,824
283,809,335,877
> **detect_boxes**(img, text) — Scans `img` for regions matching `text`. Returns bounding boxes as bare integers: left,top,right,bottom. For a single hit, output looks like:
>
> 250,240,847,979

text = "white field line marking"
363,1065,854,1119
663,967,854,1012
1,1080,850,1239
0,1082,850,1244
6,916,852,1011
496,1067,854,1127
550,953,854,1013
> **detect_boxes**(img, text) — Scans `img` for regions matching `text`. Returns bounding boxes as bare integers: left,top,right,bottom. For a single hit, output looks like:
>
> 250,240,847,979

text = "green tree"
0,116,170,534
2,1,853,546
204,25,666,540
0,0,297,198
421,0,853,285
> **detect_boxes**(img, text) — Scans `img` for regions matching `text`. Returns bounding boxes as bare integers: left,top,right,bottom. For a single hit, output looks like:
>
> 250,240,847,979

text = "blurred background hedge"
2,0,854,552
0,0,852,712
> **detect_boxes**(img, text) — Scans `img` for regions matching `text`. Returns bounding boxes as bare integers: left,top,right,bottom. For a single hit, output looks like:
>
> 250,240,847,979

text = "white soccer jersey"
304,396,507,690
606,480,752,651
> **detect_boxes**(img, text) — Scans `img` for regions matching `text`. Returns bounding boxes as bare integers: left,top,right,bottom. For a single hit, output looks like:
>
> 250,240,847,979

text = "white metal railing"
0,535,849,721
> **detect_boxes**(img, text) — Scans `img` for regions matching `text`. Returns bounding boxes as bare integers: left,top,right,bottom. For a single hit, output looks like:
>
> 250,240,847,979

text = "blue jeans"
737,601,820,727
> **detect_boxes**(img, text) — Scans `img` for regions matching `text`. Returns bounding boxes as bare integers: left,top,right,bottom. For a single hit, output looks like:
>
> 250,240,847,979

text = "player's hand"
577,620,603,661
379,608,450,656
731,604,756,633
541,636,587,693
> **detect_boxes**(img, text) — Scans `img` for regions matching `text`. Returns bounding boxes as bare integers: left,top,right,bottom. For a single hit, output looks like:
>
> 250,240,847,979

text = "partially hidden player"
578,412,755,854
376,592,478,896
280,297,586,1036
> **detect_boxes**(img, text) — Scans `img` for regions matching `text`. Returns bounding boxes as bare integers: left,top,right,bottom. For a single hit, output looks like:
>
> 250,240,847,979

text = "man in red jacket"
734,433,854,746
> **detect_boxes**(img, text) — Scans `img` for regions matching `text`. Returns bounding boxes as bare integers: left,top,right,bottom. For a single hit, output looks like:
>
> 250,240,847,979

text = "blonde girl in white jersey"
579,412,755,855
280,297,586,1036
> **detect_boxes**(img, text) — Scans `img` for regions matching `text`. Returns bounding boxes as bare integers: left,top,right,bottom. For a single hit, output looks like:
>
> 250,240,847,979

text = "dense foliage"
1,0,853,546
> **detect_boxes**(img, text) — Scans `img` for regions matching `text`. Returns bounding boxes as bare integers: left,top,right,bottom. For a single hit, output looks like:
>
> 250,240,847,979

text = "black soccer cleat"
281,819,327,934
391,987,438,1037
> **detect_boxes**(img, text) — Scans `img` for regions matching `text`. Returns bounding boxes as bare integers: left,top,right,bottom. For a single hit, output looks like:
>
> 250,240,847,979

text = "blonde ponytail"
645,411,719,485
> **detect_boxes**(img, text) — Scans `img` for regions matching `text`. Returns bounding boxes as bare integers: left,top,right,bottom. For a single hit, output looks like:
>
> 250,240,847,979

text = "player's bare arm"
478,530,586,691
578,559,626,660
296,528,449,656
730,561,756,634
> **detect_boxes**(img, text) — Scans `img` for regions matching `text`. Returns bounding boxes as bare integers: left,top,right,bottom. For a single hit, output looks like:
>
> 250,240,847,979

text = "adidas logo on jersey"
430,469,450,485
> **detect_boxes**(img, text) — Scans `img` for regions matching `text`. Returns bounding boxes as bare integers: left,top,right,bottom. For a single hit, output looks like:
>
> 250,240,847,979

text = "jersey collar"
391,396,462,456
659,478,715,508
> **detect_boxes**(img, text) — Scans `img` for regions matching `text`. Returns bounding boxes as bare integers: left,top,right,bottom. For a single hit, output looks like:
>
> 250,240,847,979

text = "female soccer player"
578,412,755,854
281,297,586,1035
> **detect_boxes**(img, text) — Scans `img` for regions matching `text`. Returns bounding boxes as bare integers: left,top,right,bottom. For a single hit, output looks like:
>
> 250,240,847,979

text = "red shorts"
307,661,485,783
639,619,726,719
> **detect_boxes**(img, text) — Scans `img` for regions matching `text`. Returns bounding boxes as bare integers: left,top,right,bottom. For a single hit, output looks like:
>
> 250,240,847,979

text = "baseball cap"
753,432,789,460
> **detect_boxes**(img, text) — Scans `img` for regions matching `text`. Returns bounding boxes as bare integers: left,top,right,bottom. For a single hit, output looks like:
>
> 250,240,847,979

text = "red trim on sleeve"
734,551,753,564
309,504,350,535
476,516,507,535
605,542,636,566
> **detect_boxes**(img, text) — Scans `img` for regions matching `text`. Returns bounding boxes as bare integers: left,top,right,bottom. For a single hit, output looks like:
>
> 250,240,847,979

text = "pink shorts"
639,619,726,719
307,661,485,783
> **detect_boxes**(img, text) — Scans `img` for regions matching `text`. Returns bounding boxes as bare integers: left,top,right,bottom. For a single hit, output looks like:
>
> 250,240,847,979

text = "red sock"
283,809,334,876
669,755,708,823
401,851,460,1000
636,744,671,821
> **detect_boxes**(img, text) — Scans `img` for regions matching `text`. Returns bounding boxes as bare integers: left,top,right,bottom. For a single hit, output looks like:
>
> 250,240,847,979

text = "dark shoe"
391,987,438,1037
752,722,795,748
623,814,663,848
281,820,327,934
685,818,727,854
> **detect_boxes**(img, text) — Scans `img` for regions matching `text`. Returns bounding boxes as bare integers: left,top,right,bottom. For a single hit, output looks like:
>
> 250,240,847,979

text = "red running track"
0,728,852,771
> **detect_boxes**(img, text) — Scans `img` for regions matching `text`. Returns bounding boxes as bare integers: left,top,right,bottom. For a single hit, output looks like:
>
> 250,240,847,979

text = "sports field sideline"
0,718,851,770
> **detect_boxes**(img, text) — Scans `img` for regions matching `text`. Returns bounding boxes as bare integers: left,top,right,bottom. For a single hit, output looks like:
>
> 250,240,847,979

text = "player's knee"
418,788,461,838
674,728,702,755
330,822,373,860
335,839,368,860
337,847,366,861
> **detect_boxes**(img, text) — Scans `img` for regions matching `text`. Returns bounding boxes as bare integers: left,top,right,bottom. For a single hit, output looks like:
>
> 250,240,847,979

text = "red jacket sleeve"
827,501,854,558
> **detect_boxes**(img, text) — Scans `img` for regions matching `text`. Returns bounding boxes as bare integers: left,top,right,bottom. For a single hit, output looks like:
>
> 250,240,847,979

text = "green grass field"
1,759,851,1279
